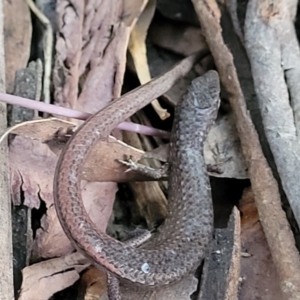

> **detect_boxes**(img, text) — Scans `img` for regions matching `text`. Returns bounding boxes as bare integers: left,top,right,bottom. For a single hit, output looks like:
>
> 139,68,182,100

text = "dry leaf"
19,252,90,300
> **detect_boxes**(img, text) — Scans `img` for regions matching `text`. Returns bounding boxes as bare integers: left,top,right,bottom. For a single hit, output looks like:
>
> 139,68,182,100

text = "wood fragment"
199,207,240,300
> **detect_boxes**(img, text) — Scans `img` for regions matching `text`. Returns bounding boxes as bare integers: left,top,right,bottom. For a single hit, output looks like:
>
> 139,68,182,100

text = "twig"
191,0,300,298
0,92,169,138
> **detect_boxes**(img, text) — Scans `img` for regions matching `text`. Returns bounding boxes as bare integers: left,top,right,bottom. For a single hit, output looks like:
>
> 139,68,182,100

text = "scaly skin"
53,62,220,287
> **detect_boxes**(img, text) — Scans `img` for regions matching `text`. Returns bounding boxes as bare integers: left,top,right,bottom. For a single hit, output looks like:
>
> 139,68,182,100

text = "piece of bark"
0,1,13,299
198,207,240,300
12,205,32,297
10,60,43,125
191,0,300,298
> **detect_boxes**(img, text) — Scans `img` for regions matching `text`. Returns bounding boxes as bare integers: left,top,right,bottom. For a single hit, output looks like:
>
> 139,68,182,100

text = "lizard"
53,54,220,299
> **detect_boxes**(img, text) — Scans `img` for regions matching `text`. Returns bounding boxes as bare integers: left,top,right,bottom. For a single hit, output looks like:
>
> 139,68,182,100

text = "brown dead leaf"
19,252,90,300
